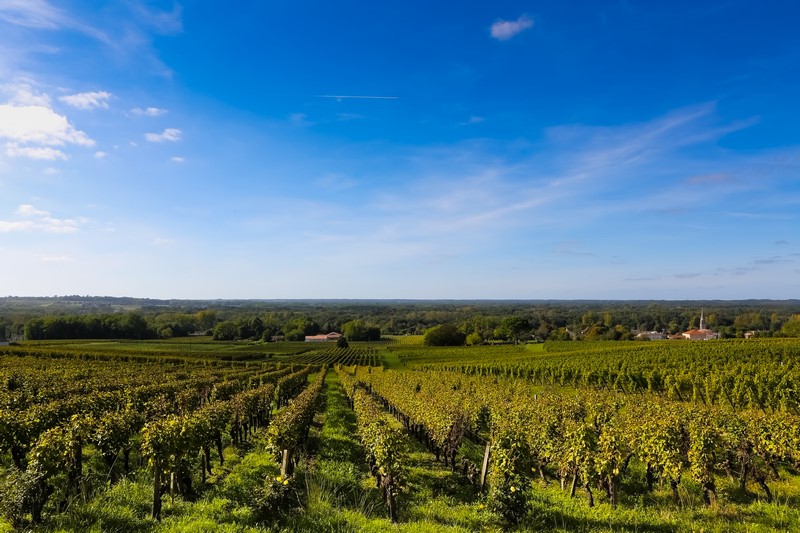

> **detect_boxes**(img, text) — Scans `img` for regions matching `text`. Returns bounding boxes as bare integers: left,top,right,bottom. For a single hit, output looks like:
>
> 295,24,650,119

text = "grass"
37,415,283,532
6,346,798,533
510,460,800,532
283,371,503,532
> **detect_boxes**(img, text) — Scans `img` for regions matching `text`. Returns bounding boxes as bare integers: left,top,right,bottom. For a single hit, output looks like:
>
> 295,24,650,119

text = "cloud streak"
144,128,182,142
58,91,112,110
490,15,534,41
6,143,67,160
130,106,168,116
0,204,84,233
0,0,110,42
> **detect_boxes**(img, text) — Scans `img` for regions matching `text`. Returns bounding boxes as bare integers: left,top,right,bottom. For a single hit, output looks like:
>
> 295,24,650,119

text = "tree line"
9,300,800,342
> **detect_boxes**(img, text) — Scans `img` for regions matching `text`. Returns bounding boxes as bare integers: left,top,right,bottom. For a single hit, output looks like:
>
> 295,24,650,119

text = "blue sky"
0,0,798,299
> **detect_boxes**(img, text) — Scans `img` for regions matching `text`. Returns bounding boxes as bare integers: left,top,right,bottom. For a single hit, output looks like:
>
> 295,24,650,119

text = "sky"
0,0,799,300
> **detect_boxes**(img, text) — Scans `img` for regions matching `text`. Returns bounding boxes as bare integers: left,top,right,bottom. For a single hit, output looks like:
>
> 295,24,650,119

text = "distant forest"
1,296,799,342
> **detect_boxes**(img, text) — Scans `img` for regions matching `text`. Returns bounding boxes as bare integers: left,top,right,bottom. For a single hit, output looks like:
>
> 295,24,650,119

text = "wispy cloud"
58,91,112,110
0,0,72,29
94,150,107,159
290,102,787,277
753,256,792,265
6,143,67,160
170,156,185,163
18,204,49,216
144,128,181,142
0,204,84,233
0,1,182,77
1,80,51,106
130,106,168,117
0,0,110,42
128,2,183,35
490,15,534,41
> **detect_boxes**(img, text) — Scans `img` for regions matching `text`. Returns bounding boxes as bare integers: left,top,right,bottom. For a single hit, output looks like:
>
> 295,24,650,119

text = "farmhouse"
304,332,343,342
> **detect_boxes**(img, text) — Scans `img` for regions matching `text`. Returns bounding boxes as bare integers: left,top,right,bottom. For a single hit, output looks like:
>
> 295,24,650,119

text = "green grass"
11,348,799,532
38,423,283,532
282,372,502,532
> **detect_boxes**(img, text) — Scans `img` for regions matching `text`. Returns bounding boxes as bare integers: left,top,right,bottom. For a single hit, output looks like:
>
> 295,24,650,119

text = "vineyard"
1,339,799,531
287,345,383,367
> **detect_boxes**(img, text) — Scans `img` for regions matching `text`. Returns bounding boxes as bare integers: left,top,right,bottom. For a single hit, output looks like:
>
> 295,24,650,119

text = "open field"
1,338,799,531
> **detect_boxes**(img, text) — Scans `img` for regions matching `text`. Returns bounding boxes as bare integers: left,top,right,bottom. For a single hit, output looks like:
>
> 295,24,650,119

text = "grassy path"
287,371,501,532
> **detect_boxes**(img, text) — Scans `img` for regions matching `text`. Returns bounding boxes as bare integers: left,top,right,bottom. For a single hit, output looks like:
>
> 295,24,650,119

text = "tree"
423,324,466,346
734,312,764,332
285,329,306,341
342,320,381,341
337,336,349,349
781,315,800,337
502,316,531,344
195,310,217,331
466,331,483,345
212,321,238,341
342,320,367,341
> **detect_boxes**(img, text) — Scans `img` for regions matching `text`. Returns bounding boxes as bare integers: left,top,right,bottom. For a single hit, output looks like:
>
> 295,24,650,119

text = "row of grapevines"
336,368,406,522
349,366,800,523
1,364,313,525
266,367,327,476
408,339,800,412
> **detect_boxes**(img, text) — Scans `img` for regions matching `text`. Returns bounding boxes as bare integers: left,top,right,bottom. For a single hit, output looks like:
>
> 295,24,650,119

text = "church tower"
699,309,706,330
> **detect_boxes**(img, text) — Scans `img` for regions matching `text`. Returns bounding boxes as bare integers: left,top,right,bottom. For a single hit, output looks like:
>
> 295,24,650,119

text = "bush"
423,324,466,346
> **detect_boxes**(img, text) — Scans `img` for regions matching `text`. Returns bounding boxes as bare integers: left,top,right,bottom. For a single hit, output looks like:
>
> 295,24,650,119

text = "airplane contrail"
316,95,399,100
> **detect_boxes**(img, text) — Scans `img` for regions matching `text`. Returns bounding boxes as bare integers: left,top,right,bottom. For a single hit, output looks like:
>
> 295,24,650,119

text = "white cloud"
58,91,112,110
0,220,34,232
153,237,174,246
170,156,185,163
490,15,534,41
0,104,94,146
0,0,110,42
0,204,83,233
1,80,51,106
94,150,107,158
130,106,167,116
145,128,181,142
0,0,69,29
6,143,67,160
17,204,49,216
129,2,183,35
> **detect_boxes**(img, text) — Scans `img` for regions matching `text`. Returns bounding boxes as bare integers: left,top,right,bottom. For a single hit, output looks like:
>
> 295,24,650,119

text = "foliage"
342,320,382,341
423,324,466,346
